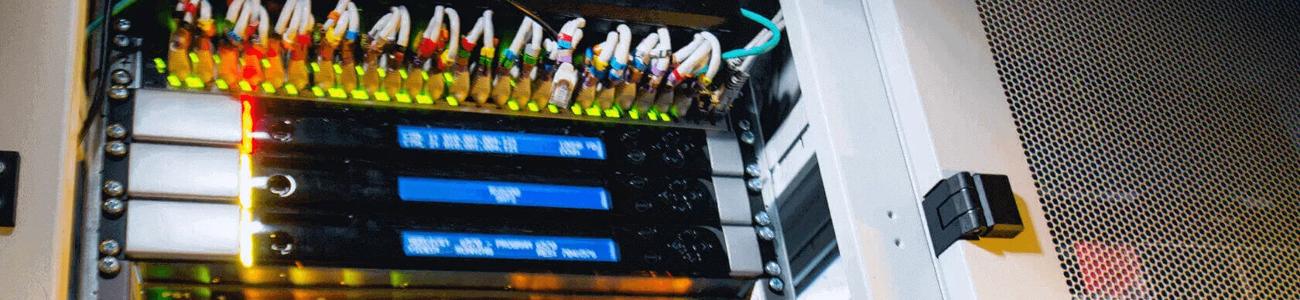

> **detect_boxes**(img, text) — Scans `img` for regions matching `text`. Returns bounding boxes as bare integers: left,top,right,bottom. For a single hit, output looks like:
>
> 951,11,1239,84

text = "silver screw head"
98,257,122,275
98,239,121,256
112,34,130,47
106,124,127,139
757,226,776,241
109,85,129,100
102,180,124,197
746,178,763,192
767,278,785,292
111,69,132,85
114,19,131,32
745,163,762,177
764,261,783,276
754,211,772,226
738,119,751,131
0,161,6,174
740,131,756,145
104,141,127,157
102,198,125,215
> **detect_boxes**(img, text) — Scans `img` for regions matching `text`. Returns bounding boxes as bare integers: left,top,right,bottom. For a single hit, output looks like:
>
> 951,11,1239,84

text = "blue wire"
721,8,780,60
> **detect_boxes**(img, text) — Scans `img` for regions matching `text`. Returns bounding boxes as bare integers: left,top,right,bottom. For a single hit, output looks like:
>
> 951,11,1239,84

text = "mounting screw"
740,131,756,145
746,178,763,192
98,257,122,275
102,180,124,197
0,161,6,174
112,34,131,47
98,240,121,256
114,19,131,32
767,278,785,292
738,119,752,131
745,163,761,177
106,124,127,139
757,226,776,241
108,85,129,100
764,261,783,276
754,211,771,226
104,141,127,157
102,198,125,215
111,69,132,85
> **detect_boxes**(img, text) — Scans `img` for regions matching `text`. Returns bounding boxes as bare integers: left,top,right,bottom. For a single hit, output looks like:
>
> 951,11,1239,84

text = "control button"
626,150,647,164
635,200,654,212
661,150,685,168
670,229,715,264
627,176,648,189
668,179,689,191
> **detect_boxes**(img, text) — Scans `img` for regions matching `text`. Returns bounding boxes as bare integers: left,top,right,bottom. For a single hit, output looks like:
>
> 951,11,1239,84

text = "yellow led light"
310,62,320,72
239,207,254,268
507,101,520,111
184,77,204,88
212,54,221,64
527,102,540,112
415,94,434,104
328,88,347,98
398,69,408,79
237,152,255,268
421,71,430,80
570,105,581,115
442,72,454,84
395,93,411,103
548,104,559,114
605,107,621,118
649,111,660,121
374,92,390,101
261,82,276,94
585,106,601,116
661,113,672,122
153,58,167,73
377,69,387,78
260,59,271,69
238,81,252,92
333,64,343,74
630,109,641,120
284,84,299,96
351,90,370,100
188,52,199,63
166,75,182,87
215,79,229,90
355,65,365,76
446,96,459,106
311,86,325,97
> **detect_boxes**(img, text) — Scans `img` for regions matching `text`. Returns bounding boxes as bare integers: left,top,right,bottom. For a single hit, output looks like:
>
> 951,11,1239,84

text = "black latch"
0,151,18,227
922,172,1022,255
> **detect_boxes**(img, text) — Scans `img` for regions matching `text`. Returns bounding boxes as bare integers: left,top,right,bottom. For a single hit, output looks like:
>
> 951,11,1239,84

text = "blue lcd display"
396,126,606,160
401,231,620,262
397,177,611,210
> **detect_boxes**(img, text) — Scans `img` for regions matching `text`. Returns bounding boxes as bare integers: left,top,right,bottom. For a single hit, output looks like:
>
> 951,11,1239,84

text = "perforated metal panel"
974,0,1300,298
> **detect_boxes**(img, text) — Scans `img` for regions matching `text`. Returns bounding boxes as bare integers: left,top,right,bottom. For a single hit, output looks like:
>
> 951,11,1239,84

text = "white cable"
256,4,270,46
382,7,402,42
676,41,710,79
199,0,211,21
286,0,307,38
233,0,254,40
397,6,411,47
464,16,485,48
444,8,461,58
530,21,543,48
481,10,495,49
597,31,617,63
225,0,245,22
634,33,658,60
508,17,531,55
369,13,392,37
274,0,296,35
673,34,703,62
332,0,349,15
297,0,312,35
700,31,721,79
332,6,351,38
614,24,632,67
346,4,359,38
545,38,558,60
425,6,445,40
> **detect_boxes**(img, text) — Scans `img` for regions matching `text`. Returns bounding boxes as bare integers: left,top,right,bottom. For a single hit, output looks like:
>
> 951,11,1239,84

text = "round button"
626,150,647,164
661,150,685,168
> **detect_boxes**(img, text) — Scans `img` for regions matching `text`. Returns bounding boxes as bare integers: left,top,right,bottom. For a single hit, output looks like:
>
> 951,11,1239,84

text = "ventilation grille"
973,0,1300,298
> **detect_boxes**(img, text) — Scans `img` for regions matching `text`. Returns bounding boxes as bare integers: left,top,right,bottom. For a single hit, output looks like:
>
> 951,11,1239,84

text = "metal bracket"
922,172,1023,255
0,151,18,227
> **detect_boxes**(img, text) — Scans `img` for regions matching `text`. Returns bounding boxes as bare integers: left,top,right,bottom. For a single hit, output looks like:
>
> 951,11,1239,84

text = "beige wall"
0,0,86,298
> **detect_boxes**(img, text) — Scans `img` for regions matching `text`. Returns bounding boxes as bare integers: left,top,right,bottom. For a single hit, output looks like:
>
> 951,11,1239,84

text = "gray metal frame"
770,0,1070,298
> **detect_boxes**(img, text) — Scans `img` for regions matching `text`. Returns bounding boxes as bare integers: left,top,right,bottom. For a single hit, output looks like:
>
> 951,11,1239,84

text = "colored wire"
721,8,780,59
84,0,139,36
